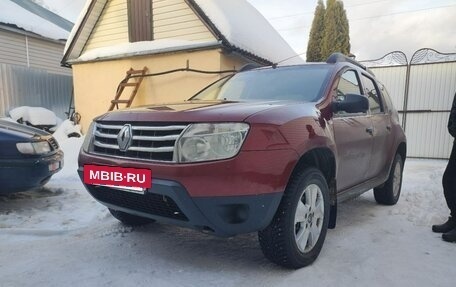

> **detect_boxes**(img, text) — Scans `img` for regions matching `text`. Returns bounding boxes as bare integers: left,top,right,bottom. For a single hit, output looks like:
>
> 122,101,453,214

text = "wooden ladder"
108,67,148,111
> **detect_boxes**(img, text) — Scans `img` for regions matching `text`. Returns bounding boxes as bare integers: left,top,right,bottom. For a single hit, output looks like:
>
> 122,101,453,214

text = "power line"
351,4,456,21
276,4,456,31
269,0,392,21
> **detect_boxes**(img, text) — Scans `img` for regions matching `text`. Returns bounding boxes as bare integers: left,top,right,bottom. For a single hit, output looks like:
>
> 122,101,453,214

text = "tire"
108,208,155,226
374,154,403,205
258,167,330,269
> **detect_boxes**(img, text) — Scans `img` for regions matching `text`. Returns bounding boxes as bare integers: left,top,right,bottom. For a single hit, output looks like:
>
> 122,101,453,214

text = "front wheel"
258,167,330,269
374,154,403,205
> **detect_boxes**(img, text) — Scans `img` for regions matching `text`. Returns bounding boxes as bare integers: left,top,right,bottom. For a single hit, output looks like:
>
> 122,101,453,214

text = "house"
62,0,302,130
0,0,77,120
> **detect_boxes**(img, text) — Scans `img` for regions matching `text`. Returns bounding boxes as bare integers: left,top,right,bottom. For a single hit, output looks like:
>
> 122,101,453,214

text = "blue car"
0,119,63,193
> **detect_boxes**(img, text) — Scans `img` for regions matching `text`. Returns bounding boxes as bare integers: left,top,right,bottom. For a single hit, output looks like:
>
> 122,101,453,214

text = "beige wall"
73,48,252,131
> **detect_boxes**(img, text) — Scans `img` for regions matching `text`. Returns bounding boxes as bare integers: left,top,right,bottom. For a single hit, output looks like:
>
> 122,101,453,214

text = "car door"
332,69,373,192
361,76,394,180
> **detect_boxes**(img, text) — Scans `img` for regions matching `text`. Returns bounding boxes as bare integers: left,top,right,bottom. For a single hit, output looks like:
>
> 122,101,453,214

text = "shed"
0,0,74,119
63,0,302,130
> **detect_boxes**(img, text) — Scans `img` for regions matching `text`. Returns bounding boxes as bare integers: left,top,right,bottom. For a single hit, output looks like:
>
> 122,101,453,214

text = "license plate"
83,165,152,191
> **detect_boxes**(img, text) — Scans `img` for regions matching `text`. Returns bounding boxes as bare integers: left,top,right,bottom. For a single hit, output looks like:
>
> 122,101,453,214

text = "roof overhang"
0,23,66,45
62,0,286,67
67,40,223,65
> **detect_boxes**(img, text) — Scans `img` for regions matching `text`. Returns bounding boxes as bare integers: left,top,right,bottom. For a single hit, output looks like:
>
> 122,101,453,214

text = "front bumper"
0,150,64,193
78,169,282,237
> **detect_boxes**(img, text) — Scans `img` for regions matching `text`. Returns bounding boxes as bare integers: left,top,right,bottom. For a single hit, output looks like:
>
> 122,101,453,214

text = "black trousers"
443,140,456,218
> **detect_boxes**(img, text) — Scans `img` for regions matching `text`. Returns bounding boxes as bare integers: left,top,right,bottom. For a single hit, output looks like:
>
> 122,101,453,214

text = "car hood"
97,100,303,123
0,119,50,139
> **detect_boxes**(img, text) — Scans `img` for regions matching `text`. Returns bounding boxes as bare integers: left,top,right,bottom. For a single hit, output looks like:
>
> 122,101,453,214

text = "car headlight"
175,123,249,163
81,121,96,153
16,141,51,155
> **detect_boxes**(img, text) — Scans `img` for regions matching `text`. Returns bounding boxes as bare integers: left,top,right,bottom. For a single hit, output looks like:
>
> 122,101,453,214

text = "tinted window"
362,75,383,114
192,66,331,102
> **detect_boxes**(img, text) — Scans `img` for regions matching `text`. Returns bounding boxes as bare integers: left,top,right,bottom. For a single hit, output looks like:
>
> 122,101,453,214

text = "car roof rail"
326,52,375,76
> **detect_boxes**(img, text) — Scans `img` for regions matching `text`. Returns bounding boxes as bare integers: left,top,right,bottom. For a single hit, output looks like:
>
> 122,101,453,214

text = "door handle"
366,127,374,135
386,125,392,131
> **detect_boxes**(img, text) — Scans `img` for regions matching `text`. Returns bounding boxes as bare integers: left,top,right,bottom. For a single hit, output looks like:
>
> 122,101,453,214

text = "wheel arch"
289,147,337,229
397,142,407,163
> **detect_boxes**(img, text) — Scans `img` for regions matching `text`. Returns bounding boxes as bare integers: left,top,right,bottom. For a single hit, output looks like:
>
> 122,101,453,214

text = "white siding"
406,113,454,159
0,29,28,66
406,62,456,158
0,29,70,75
28,37,71,75
407,63,456,111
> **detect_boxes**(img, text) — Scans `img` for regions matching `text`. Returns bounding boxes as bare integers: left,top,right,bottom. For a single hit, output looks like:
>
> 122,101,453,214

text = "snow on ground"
0,139,454,286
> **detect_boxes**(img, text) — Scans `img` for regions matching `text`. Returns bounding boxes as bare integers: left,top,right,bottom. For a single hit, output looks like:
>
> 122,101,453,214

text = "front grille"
88,185,188,221
92,122,187,162
48,137,59,150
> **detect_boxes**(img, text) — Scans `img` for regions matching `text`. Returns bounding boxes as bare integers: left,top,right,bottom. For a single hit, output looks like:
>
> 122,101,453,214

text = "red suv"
78,53,406,268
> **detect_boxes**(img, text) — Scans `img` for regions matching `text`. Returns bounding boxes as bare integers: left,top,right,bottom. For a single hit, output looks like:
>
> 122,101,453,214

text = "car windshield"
191,65,331,102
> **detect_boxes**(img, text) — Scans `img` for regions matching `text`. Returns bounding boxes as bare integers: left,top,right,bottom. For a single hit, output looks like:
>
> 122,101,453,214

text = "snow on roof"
0,0,69,40
64,0,303,65
193,0,303,65
63,0,95,53
74,39,220,63
38,0,86,23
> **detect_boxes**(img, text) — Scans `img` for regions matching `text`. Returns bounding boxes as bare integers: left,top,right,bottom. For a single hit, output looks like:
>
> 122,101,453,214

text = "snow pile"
9,106,60,126
75,39,219,62
54,136,84,178
53,119,82,143
194,0,303,65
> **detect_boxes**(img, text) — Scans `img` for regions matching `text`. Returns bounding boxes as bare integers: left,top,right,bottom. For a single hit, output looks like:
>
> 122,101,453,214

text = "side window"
334,70,363,115
337,70,362,98
362,75,383,114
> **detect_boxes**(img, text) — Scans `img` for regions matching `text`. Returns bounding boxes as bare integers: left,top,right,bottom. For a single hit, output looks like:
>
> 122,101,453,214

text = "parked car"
78,53,406,269
0,119,64,193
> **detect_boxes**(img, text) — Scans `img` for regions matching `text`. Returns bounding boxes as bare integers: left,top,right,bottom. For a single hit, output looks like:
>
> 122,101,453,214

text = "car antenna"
272,52,307,68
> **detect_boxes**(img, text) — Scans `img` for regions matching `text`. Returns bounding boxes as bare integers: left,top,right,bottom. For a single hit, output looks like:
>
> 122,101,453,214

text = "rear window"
191,66,331,102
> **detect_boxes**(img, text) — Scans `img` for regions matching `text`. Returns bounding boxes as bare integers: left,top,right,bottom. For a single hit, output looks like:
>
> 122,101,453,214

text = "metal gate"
361,48,456,159
0,63,72,120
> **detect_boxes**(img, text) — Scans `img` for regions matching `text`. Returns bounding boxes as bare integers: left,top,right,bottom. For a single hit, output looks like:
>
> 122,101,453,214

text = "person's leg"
432,141,456,234
443,141,456,218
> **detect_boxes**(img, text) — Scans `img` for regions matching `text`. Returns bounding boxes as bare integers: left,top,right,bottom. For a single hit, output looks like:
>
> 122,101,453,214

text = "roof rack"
326,52,375,76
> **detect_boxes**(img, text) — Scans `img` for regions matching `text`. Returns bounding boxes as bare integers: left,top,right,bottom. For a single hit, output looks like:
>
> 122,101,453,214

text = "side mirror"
332,93,369,114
